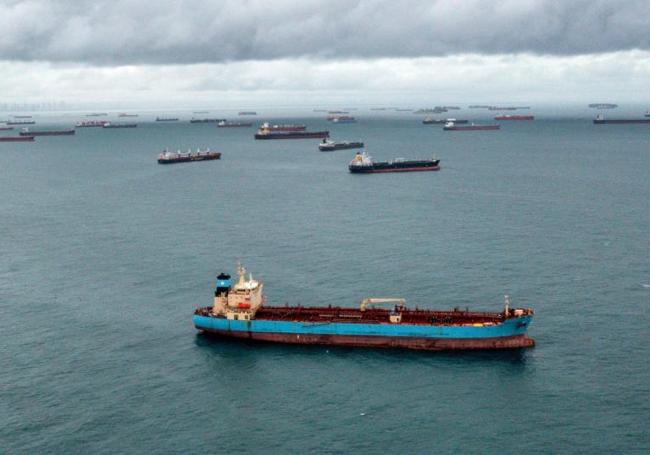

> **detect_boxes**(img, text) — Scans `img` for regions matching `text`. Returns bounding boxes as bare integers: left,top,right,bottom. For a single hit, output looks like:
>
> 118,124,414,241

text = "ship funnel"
216,273,232,297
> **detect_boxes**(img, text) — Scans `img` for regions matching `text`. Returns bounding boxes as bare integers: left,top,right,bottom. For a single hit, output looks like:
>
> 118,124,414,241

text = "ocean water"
1,110,649,453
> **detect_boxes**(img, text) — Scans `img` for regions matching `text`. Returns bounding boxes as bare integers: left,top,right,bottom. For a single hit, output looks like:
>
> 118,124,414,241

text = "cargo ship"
19,128,75,136
12,115,32,118
443,121,500,131
589,103,617,109
254,125,329,140
86,113,108,117
238,111,257,116
190,118,225,123
349,151,440,173
259,122,306,131
6,120,35,125
156,117,179,122
193,265,535,351
157,148,221,164
593,114,650,124
0,135,34,142
318,139,364,151
217,121,253,127
103,122,138,128
329,115,357,123
0,126,14,131
494,115,534,121
76,121,107,128
118,113,139,117
423,117,468,125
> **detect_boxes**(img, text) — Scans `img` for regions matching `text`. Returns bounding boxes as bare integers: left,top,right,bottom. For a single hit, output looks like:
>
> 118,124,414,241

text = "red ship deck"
195,305,515,326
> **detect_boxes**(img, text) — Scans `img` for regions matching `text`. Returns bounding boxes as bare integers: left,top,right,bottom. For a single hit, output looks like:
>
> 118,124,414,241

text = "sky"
1,0,650,108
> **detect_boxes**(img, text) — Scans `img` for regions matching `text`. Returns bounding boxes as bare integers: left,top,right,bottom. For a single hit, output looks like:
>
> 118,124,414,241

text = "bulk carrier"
193,265,535,351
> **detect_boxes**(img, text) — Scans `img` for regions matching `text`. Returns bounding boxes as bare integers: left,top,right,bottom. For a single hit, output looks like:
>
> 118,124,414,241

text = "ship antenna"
504,294,510,315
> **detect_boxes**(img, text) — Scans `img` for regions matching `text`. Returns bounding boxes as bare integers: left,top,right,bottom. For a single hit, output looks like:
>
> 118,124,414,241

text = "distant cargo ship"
414,108,446,114
0,126,14,131
155,117,179,122
190,118,226,123
588,103,617,109
6,120,35,125
76,121,107,128
193,265,534,351
327,110,349,114
349,151,440,174
157,148,221,164
318,140,364,151
494,115,534,121
423,117,468,125
328,115,357,123
86,113,108,117
468,105,491,109
254,125,329,139
19,128,75,136
118,113,139,117
217,121,253,127
259,122,306,131
103,122,138,128
0,135,34,142
238,111,257,116
593,114,650,124
443,121,500,131
12,115,32,119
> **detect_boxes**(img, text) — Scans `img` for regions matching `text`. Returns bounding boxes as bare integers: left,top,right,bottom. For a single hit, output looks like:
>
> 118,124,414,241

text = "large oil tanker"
349,151,440,173
193,265,535,351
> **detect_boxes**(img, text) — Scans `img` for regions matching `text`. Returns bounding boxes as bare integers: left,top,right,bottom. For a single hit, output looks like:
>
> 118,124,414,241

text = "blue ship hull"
193,313,534,351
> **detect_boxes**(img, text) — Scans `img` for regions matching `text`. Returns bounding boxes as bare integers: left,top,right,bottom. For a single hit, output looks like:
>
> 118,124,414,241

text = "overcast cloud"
1,0,650,64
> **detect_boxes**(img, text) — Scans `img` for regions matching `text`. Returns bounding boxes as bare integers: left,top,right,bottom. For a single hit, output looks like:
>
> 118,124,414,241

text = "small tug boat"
193,265,535,351
443,120,500,131
348,151,440,174
318,139,364,151
157,148,221,164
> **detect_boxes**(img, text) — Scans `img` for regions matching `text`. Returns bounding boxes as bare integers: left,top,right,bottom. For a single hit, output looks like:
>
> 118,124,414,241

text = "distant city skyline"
2,1,650,106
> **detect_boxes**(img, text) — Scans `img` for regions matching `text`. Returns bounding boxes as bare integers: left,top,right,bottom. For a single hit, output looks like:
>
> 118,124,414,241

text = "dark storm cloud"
1,0,649,64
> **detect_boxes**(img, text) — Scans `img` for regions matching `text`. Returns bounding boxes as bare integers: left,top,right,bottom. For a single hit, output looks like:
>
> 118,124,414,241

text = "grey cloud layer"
2,0,649,64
